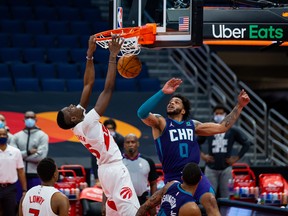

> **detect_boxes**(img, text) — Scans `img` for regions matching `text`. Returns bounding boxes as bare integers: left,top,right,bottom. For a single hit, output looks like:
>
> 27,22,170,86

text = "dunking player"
56,35,140,215
19,158,70,216
137,77,250,216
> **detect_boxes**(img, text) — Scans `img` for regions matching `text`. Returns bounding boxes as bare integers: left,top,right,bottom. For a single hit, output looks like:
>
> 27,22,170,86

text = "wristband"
86,56,94,60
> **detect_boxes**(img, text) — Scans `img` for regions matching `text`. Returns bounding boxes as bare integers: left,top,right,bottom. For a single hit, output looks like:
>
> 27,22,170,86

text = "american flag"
178,16,189,32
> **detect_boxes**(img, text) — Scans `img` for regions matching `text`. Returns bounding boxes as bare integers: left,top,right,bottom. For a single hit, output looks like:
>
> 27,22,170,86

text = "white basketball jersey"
22,185,59,216
73,109,122,165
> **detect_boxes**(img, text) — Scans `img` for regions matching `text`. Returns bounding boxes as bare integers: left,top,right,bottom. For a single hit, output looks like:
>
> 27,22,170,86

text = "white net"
95,35,141,56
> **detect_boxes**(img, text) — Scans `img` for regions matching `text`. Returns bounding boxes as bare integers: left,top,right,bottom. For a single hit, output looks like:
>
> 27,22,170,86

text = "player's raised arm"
196,89,250,136
136,181,173,216
94,35,123,116
79,35,97,109
137,78,182,129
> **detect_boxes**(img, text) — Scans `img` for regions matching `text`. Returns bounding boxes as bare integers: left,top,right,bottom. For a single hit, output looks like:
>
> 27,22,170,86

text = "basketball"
117,54,142,79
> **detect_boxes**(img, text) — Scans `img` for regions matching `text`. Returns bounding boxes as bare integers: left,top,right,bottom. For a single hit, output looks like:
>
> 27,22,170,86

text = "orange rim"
94,23,157,44
95,26,141,41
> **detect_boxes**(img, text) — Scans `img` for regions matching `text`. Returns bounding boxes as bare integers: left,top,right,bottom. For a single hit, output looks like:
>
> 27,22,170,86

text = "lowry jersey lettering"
29,195,45,205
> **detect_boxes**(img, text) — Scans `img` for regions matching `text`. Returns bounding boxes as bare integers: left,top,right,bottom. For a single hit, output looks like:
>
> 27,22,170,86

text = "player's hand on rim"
87,35,97,57
108,34,124,57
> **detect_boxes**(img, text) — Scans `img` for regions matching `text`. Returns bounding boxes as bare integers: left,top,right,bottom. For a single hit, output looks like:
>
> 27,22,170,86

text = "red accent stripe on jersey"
107,200,117,211
84,143,100,159
102,125,110,151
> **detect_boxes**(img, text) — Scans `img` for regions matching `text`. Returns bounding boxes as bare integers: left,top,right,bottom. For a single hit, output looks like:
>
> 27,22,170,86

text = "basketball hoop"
95,23,157,56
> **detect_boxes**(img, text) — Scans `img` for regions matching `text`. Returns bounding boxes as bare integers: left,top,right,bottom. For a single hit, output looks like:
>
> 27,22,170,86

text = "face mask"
214,114,225,123
110,131,116,137
0,121,5,128
25,118,36,128
0,137,7,145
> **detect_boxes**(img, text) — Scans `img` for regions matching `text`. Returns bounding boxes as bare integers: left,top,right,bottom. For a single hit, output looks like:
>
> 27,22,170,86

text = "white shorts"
98,160,140,216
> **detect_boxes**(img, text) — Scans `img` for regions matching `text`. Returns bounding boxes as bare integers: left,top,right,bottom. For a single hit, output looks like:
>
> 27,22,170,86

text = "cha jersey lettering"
169,128,194,142
155,118,200,183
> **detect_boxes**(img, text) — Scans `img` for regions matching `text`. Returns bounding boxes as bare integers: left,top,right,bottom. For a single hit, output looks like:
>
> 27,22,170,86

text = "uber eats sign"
204,24,288,40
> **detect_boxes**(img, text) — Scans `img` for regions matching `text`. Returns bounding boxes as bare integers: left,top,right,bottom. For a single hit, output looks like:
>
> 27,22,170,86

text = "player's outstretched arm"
137,78,182,128
79,35,97,109
94,35,123,116
196,89,250,136
136,181,175,216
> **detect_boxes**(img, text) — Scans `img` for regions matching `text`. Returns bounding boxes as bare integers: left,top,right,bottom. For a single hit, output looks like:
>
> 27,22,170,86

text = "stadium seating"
0,64,11,78
57,7,82,21
46,48,70,63
47,21,70,35
0,0,156,92
0,78,14,91
0,6,12,20
56,63,80,79
15,78,40,92
34,34,57,48
80,8,102,21
115,79,139,92
10,63,34,79
93,79,105,92
24,20,47,34
34,63,57,79
11,6,35,20
0,20,25,34
0,33,11,48
11,34,34,48
56,35,80,48
0,48,23,63
66,79,83,92
138,78,161,91
22,48,46,63
34,7,58,21
41,78,66,92
70,49,86,63
70,21,92,35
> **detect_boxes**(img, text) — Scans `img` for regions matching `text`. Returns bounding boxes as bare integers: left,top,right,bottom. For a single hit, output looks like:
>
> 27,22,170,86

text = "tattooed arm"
195,89,250,136
136,181,175,216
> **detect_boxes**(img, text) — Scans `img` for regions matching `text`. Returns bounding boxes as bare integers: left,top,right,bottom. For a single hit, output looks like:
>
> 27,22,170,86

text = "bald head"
124,133,139,156
124,133,138,142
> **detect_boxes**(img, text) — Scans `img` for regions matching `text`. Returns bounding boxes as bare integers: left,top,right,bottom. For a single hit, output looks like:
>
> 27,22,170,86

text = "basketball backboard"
110,0,203,48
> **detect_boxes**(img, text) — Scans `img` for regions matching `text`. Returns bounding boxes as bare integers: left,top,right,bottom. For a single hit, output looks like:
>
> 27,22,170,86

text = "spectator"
19,157,70,216
0,113,14,144
104,118,124,152
136,162,201,216
10,111,49,202
91,118,125,186
0,128,27,216
122,133,159,215
199,104,251,198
